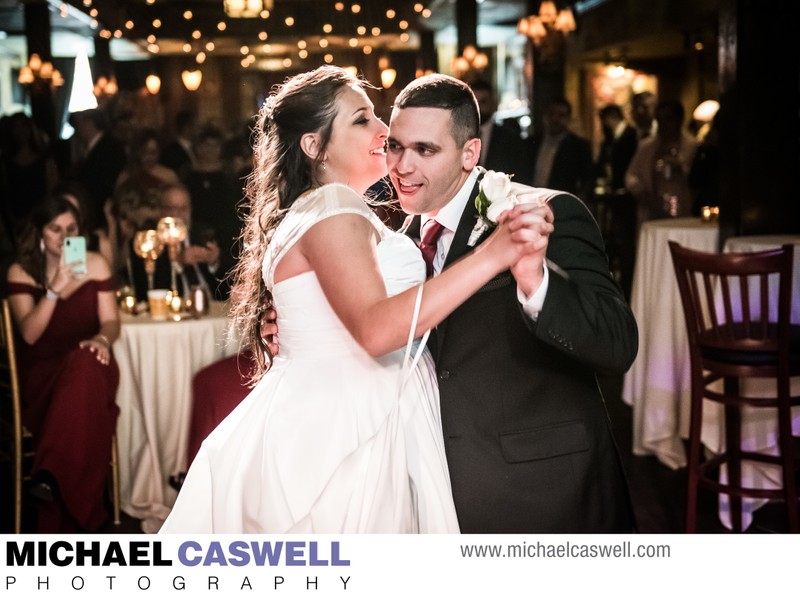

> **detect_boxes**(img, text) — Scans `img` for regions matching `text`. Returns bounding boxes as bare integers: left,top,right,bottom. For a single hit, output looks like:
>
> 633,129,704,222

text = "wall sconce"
223,0,273,18
145,74,161,94
93,75,118,97
451,45,489,81
18,53,65,90
517,2,576,46
182,69,202,91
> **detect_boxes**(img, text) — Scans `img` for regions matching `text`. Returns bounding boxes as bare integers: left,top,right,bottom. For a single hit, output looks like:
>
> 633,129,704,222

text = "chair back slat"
669,241,794,356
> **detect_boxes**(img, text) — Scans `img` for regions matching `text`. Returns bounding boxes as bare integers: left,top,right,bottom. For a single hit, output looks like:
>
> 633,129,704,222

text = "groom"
386,74,638,533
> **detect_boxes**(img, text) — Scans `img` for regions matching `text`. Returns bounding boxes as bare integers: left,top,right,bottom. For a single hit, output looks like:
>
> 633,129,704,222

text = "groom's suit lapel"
434,180,482,356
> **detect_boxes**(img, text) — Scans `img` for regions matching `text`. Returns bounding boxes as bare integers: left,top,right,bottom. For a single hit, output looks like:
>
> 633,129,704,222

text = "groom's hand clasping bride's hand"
497,201,554,297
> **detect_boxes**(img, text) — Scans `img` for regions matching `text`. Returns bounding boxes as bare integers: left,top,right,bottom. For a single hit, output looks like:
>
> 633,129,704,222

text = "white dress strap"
398,283,431,397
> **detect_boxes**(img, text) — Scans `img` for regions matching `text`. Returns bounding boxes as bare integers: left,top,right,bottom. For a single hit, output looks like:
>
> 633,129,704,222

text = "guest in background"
184,125,241,289
159,183,229,300
689,112,721,211
631,91,657,141
101,182,162,295
625,99,698,227
5,196,119,532
470,80,532,184
161,109,198,178
60,108,127,237
529,97,594,200
595,104,638,191
115,128,179,194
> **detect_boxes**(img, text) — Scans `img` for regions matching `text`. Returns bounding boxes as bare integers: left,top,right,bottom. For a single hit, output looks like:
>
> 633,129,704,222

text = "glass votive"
122,295,137,314
701,205,714,222
169,295,183,315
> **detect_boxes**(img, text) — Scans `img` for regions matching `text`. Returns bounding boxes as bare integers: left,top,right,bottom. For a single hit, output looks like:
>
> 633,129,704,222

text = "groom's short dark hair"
393,74,480,147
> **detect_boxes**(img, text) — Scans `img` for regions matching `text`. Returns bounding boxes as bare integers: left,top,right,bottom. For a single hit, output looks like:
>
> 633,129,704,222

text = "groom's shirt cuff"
517,264,549,321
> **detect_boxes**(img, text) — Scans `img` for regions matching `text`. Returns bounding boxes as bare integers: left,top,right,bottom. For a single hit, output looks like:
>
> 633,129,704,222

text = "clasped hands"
490,195,555,297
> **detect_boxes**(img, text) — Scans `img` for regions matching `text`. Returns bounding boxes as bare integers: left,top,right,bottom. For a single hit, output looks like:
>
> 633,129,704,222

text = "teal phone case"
64,236,87,276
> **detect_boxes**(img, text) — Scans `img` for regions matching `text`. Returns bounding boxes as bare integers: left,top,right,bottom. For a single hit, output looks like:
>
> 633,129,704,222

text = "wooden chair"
669,241,800,532
0,298,121,532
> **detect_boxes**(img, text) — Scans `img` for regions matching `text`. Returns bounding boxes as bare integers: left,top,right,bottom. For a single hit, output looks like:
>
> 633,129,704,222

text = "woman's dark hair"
231,65,361,383
16,196,83,287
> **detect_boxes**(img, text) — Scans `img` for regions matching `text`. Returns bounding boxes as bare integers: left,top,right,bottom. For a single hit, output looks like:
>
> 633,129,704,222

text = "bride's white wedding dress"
161,183,460,533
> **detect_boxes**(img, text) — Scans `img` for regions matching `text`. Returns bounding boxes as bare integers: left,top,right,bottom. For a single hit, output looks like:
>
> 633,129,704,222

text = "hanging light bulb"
181,70,202,91
145,74,161,94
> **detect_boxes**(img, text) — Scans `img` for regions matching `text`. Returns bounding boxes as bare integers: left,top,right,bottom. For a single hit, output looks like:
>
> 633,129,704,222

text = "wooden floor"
599,373,793,534
1,374,793,534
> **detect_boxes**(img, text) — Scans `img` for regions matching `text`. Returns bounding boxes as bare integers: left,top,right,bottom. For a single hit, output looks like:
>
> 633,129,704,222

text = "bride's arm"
298,213,527,358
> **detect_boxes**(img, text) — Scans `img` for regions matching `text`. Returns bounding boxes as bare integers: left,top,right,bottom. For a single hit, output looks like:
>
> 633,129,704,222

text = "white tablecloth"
622,218,720,469
114,301,238,533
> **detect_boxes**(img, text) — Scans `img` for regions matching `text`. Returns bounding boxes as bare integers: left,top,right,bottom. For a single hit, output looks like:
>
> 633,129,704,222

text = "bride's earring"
321,160,327,172
40,238,45,253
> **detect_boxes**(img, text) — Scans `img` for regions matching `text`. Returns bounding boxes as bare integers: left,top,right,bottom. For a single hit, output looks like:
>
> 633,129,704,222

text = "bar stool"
669,241,800,532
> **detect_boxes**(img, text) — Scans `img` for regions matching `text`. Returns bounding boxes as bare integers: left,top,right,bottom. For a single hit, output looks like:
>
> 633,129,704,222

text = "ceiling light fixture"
223,0,273,18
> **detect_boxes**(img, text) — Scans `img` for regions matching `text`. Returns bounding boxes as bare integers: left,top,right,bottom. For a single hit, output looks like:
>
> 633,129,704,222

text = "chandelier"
517,1,576,45
18,54,64,90
223,0,273,18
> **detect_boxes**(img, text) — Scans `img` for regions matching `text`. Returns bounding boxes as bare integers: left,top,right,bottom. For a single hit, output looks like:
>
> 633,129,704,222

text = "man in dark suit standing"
470,80,533,185
596,104,638,191
387,75,637,533
530,97,594,201
62,109,127,236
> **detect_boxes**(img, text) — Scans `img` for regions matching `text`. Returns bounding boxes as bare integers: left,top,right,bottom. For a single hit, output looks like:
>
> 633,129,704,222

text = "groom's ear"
300,133,322,160
460,137,481,170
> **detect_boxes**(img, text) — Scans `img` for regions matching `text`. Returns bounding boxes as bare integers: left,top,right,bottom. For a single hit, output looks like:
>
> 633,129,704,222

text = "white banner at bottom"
1,534,795,594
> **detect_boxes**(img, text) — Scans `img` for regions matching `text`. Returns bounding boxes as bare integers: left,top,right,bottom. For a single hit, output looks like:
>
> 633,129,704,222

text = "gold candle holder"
157,217,188,295
133,229,165,291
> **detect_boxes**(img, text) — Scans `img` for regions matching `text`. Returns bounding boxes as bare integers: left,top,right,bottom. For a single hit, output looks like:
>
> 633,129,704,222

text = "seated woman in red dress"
6,196,120,532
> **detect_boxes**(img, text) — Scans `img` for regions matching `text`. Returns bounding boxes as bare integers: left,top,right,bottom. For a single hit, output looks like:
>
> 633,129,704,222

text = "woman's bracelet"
95,333,111,347
45,288,60,301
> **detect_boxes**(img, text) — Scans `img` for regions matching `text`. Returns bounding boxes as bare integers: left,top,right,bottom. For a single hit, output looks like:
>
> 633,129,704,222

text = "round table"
622,217,719,470
114,301,239,533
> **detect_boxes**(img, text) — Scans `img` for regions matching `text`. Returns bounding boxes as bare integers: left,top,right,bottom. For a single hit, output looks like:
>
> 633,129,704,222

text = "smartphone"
63,236,87,277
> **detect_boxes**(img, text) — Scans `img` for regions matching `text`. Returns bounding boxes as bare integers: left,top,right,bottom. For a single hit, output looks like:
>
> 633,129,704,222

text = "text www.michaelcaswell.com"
460,541,671,559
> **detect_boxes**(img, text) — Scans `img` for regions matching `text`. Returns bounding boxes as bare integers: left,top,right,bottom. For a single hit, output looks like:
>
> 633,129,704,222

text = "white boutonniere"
468,170,515,246
468,169,555,247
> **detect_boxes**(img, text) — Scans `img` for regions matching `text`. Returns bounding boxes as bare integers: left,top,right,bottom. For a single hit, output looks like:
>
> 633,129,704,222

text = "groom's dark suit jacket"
405,182,637,533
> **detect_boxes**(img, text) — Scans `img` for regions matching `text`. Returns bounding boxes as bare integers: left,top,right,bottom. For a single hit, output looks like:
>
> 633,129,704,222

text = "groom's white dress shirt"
420,167,549,320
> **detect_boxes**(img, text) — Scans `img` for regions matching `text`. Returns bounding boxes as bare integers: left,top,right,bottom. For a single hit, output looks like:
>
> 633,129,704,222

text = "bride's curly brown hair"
231,65,364,383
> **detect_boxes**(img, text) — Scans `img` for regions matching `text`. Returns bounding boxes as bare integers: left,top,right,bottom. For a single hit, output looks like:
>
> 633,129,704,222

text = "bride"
161,66,541,533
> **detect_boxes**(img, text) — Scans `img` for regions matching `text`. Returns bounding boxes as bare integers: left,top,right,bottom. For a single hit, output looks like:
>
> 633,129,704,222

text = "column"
23,0,55,139
716,0,800,242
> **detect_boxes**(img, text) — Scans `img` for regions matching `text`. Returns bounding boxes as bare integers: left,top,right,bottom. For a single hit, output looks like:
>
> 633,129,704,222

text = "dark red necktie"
419,219,445,277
